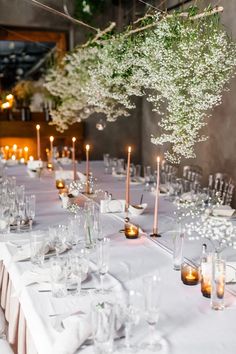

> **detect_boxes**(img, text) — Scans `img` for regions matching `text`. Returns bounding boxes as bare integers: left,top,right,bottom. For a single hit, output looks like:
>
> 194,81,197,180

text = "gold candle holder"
181,263,199,286
56,179,65,190
124,220,139,239
47,162,54,171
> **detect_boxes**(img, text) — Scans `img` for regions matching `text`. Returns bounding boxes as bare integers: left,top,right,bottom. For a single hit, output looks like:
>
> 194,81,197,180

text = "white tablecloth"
1,161,236,354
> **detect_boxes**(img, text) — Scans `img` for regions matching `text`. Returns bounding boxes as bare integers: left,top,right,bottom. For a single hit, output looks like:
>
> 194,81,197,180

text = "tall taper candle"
86,144,90,194
36,124,41,160
72,137,76,181
125,146,132,211
153,156,160,236
49,136,54,162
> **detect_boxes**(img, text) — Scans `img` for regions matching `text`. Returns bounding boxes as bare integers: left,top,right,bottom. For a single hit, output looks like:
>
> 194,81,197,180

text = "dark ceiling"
0,40,55,91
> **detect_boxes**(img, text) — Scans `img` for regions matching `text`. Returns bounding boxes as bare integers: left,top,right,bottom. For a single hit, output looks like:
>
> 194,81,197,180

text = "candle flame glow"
11,155,16,161
13,144,17,151
29,156,34,161
50,136,54,142
157,156,160,163
6,94,14,101
24,146,29,152
1,102,10,109
5,146,9,150
72,137,76,142
128,146,131,153
86,144,90,151
36,124,40,130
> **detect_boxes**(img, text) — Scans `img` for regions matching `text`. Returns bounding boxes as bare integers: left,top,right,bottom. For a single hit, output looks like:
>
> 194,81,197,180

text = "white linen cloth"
1,162,236,354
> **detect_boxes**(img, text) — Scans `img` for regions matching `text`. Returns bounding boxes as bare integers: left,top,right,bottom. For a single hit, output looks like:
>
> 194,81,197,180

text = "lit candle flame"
72,137,76,143
24,146,28,152
128,146,131,153
50,136,54,142
157,156,160,163
6,94,14,101
86,144,90,151
36,124,40,130
1,102,10,109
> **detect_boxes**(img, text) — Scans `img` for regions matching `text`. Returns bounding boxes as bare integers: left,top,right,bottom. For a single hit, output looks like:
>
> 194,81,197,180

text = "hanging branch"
124,6,224,37
82,22,116,48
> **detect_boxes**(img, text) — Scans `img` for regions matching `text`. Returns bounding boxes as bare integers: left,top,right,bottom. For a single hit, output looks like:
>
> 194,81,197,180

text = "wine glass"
96,237,110,294
142,273,162,351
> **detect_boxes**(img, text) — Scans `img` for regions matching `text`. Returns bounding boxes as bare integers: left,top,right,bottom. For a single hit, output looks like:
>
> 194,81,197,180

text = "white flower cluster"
186,215,236,250
45,10,236,161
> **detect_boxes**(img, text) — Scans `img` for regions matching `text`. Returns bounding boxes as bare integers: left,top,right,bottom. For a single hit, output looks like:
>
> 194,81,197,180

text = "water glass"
50,257,68,297
66,255,82,295
211,257,226,310
30,231,47,266
91,301,115,354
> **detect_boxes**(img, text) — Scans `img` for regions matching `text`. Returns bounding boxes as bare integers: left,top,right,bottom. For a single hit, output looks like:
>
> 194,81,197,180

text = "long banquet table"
1,161,236,354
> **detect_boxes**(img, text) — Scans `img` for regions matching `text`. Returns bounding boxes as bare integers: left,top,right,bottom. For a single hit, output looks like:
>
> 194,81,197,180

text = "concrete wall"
141,0,236,201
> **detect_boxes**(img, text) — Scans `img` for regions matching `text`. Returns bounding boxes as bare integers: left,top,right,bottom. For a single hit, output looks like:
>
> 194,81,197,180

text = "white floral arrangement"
45,6,236,163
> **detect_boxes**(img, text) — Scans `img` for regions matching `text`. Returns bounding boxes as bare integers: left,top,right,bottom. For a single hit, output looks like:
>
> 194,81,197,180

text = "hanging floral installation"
45,5,236,163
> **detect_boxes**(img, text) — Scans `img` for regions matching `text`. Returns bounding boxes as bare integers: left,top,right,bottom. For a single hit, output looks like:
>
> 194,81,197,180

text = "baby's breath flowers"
45,6,236,162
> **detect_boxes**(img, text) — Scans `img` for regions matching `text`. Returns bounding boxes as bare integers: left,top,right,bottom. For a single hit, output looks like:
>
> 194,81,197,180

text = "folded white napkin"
27,160,43,170
52,314,91,354
100,199,126,213
212,205,235,217
12,243,50,262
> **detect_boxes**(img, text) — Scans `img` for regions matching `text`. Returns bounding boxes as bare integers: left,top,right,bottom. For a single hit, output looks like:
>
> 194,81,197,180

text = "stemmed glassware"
117,289,143,353
142,273,162,351
96,237,110,294
25,194,36,230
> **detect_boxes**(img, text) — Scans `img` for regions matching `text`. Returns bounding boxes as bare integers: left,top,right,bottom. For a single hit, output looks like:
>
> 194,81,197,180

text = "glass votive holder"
124,221,139,239
181,263,199,286
211,257,226,310
200,255,212,298
47,162,53,171
56,179,65,190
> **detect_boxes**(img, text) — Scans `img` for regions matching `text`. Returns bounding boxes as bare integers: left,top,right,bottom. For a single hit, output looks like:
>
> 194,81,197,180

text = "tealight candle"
181,263,199,286
47,162,53,171
200,256,212,298
124,220,139,239
56,179,65,190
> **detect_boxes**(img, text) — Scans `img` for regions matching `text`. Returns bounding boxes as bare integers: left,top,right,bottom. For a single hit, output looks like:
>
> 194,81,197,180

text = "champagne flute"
142,273,162,351
96,237,110,294
26,194,36,230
